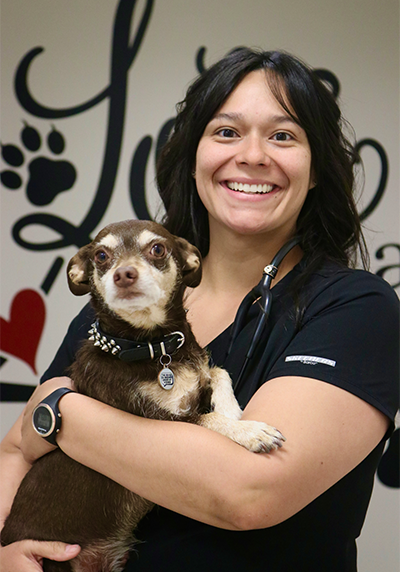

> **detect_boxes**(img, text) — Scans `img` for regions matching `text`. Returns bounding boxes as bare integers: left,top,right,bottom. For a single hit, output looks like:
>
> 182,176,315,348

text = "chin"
225,221,273,237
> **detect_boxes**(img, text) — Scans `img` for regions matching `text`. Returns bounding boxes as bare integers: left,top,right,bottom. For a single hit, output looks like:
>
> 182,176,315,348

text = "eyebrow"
211,112,243,122
211,112,299,126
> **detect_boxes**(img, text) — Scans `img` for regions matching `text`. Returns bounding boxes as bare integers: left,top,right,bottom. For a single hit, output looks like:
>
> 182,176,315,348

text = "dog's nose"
113,266,139,288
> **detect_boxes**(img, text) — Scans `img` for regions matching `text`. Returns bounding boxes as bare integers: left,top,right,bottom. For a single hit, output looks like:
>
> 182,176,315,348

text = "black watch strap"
32,387,74,446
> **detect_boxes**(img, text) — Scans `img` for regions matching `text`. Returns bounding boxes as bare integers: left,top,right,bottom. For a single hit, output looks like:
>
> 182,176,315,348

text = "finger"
25,540,81,562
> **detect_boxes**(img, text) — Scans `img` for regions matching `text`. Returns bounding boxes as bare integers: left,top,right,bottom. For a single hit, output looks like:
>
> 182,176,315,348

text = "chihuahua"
1,220,284,572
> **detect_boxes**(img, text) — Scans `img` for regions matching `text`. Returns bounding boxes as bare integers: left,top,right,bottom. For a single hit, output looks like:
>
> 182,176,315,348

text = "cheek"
194,149,210,207
195,142,211,180
92,267,114,299
195,144,225,211
286,151,313,189
195,140,228,182
158,259,179,299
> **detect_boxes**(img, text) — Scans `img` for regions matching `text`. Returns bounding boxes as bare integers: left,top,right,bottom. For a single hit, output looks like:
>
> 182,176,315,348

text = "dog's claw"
274,429,286,442
227,420,286,454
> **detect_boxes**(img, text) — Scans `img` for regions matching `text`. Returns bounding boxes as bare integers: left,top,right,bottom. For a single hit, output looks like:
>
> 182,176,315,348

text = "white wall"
1,1,399,570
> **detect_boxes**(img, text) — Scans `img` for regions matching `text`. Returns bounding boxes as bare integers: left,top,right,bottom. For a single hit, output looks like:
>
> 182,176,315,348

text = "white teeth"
227,182,274,194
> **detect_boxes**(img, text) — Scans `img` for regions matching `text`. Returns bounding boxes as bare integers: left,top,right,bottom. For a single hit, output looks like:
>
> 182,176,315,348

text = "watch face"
32,404,55,437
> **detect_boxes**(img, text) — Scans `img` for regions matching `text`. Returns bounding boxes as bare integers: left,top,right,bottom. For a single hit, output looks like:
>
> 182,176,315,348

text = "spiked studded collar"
88,321,185,363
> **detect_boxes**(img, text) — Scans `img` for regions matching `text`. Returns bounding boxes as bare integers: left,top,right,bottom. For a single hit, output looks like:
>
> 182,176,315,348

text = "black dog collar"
88,321,185,363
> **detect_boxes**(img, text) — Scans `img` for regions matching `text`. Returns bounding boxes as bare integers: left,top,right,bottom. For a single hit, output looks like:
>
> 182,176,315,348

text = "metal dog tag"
158,367,175,390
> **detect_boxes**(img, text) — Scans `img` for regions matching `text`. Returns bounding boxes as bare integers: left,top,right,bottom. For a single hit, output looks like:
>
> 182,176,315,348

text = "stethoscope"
226,236,300,393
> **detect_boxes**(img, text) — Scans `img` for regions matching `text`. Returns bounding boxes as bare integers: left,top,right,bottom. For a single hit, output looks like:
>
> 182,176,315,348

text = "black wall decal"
11,0,154,253
378,429,400,488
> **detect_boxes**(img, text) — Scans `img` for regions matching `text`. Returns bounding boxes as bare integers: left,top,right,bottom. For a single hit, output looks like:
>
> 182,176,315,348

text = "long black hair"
157,47,368,277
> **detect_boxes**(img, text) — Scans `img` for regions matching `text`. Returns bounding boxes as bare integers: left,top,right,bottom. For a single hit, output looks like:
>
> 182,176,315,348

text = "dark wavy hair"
157,47,368,277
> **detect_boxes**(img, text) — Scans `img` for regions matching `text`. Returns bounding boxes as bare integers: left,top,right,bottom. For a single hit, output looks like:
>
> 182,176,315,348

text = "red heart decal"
0,289,46,374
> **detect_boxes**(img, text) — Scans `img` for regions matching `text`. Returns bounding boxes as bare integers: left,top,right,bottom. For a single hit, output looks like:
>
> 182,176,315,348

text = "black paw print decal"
1,123,77,206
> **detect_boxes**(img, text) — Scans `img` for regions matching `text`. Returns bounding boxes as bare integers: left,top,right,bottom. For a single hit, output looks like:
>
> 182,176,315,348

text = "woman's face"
195,70,314,243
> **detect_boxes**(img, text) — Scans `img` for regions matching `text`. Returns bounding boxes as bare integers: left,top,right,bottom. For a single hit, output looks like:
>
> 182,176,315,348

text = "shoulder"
298,262,400,352
40,303,95,383
300,262,399,316
305,259,395,290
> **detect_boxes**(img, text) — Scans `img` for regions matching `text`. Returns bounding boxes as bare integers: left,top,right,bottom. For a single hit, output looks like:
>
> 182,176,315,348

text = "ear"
175,237,202,288
309,166,317,190
67,245,92,296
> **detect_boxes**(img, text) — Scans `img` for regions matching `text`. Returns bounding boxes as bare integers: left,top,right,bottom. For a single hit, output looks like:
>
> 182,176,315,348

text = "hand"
0,540,80,572
20,377,75,464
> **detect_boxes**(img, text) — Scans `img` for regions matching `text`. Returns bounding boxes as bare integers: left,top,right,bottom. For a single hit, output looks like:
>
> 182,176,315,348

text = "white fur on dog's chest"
137,359,211,416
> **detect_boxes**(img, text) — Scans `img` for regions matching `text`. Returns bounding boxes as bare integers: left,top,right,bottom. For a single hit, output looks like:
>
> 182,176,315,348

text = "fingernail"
65,544,80,554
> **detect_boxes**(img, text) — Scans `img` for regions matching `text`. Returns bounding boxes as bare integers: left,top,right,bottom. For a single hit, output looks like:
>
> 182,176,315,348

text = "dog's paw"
200,412,285,453
232,420,285,453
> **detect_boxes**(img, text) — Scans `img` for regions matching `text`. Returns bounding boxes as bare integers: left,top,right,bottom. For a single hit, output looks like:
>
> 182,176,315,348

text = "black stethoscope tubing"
226,236,301,393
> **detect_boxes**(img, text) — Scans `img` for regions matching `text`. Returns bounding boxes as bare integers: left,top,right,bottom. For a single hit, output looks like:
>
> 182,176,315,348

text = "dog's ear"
175,237,202,288
67,245,92,296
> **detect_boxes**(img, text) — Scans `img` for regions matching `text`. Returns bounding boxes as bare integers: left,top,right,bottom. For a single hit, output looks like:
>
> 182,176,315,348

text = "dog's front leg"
200,367,285,453
207,367,242,420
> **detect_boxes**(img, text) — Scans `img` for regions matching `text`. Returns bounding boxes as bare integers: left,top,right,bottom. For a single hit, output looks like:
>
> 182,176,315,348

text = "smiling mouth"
226,181,276,194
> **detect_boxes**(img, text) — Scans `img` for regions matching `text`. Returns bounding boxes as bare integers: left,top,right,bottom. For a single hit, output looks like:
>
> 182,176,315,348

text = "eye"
216,128,239,138
94,250,109,264
150,243,166,258
272,132,292,142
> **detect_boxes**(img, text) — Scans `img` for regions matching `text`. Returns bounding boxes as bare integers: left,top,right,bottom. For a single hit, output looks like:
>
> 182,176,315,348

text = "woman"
1,48,398,571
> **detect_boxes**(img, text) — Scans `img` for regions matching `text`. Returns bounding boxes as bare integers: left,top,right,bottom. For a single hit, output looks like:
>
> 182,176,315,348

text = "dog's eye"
150,243,166,258
94,250,109,264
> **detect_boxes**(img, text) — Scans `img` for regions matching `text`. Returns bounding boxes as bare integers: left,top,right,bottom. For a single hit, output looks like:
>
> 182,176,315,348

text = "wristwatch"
32,387,75,446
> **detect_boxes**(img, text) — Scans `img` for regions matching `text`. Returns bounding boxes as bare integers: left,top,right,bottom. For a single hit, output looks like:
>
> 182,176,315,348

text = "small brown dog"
1,220,284,572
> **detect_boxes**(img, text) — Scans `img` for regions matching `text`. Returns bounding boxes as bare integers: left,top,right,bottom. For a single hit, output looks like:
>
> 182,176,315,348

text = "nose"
113,266,139,288
237,134,270,167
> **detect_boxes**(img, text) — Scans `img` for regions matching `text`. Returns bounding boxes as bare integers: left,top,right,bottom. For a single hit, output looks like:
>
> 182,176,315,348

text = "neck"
92,291,188,342
202,228,303,296
183,228,302,348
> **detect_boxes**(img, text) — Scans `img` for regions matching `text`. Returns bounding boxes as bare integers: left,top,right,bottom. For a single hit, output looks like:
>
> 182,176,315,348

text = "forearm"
0,408,82,570
57,392,268,530
0,414,32,530
56,378,389,532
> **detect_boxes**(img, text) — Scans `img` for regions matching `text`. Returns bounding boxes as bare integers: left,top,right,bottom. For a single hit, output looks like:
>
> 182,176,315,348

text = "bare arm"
20,374,388,531
0,414,32,530
1,377,76,523
0,378,80,572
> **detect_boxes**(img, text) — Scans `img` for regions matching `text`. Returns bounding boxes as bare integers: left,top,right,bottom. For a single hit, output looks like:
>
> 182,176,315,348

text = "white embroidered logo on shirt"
285,355,336,367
